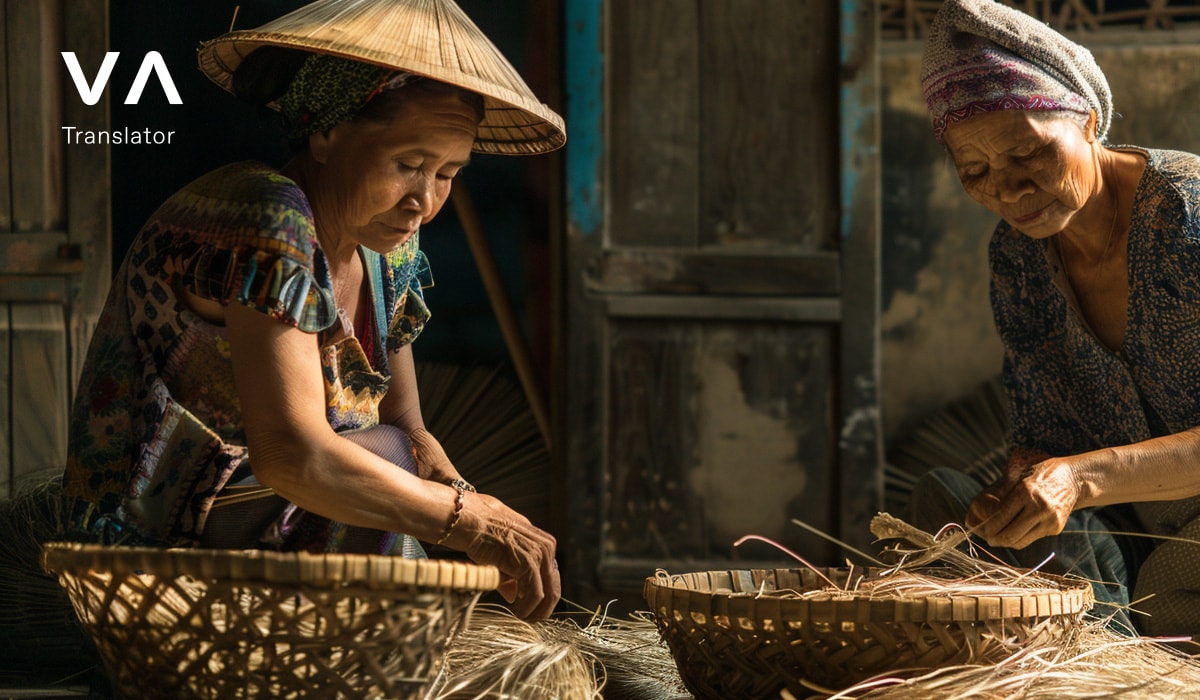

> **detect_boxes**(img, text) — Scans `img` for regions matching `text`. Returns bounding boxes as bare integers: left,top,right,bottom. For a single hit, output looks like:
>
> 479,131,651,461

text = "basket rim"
42,541,499,591
644,566,1094,623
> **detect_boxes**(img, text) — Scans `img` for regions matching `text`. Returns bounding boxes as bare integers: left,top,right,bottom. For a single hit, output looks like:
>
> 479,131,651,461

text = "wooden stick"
451,181,551,452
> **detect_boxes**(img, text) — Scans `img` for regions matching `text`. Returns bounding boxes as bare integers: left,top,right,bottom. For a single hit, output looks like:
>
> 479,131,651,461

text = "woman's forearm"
1073,426,1200,508
251,426,456,542
379,343,425,433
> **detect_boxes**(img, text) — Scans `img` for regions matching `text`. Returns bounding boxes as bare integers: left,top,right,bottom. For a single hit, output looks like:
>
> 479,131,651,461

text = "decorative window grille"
882,0,1200,40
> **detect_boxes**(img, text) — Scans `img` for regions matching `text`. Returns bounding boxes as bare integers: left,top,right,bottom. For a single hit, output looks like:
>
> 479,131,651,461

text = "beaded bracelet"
436,481,468,546
447,478,477,493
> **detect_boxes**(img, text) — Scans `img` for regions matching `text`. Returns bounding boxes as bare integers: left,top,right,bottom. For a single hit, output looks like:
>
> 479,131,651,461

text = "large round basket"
644,566,1093,700
42,543,499,699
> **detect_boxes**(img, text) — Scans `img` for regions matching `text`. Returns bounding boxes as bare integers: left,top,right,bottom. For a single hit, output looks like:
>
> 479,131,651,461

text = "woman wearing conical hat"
908,0,1200,636
62,0,564,621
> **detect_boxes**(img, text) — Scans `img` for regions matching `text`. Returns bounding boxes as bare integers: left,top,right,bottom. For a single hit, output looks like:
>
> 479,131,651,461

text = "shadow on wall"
880,47,1004,447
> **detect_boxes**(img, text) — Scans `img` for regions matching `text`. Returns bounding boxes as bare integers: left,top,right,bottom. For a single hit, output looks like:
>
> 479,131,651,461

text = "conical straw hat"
197,0,565,155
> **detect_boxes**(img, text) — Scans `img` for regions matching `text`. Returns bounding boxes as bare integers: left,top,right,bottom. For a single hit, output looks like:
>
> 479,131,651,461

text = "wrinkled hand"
966,452,1080,550
444,491,560,621
408,428,465,484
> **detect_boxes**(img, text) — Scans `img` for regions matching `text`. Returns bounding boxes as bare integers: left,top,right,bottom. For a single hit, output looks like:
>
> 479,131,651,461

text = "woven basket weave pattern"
43,544,498,699
644,567,1093,700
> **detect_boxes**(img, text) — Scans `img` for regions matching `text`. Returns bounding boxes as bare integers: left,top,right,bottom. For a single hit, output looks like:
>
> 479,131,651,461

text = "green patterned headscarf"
278,53,417,141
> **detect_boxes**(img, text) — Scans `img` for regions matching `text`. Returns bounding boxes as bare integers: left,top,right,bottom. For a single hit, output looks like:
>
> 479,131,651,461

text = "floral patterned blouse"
63,162,432,547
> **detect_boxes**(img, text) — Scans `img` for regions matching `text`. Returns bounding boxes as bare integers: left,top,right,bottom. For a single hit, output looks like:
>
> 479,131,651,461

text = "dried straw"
432,604,601,699
433,602,691,700
782,514,1200,699
435,515,1200,700
542,605,691,700
818,617,1200,699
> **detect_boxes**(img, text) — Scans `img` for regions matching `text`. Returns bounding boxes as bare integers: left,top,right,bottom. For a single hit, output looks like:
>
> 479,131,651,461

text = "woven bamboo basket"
41,543,499,699
644,566,1094,700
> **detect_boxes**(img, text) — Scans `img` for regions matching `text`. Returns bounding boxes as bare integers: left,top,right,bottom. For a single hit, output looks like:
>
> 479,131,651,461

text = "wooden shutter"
561,0,882,606
0,0,110,498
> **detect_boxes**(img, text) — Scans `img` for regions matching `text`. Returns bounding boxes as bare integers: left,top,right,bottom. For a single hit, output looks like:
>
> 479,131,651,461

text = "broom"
884,375,1008,515
0,478,105,690
416,361,551,530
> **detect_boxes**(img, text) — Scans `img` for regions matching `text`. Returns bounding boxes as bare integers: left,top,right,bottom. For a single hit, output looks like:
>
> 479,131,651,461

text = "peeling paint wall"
691,348,807,542
881,32,1200,447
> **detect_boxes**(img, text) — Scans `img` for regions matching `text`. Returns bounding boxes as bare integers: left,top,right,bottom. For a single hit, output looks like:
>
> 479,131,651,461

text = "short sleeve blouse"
63,161,432,546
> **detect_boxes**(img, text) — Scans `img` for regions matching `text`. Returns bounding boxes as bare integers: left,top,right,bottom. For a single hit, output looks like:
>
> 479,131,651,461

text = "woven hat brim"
195,0,565,156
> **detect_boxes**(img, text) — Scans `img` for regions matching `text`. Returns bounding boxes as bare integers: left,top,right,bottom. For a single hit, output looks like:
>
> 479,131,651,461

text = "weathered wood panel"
0,0,12,231
698,0,839,249
564,0,880,610
0,305,9,498
63,0,112,381
606,321,702,558
10,303,69,484
608,1,700,247
586,249,840,296
606,319,837,563
839,0,885,555
608,1,840,252
6,0,64,233
605,295,840,323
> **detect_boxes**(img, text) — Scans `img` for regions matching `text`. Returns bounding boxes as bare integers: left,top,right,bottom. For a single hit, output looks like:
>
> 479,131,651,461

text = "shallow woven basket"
644,566,1093,700
42,543,499,699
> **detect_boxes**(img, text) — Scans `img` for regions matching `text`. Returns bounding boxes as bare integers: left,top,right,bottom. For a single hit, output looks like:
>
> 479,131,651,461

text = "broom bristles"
416,361,551,527
0,478,103,685
886,376,1008,514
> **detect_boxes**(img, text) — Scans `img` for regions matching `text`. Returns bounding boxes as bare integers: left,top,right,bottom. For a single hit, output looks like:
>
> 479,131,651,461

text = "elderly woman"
908,0,1200,636
61,0,563,621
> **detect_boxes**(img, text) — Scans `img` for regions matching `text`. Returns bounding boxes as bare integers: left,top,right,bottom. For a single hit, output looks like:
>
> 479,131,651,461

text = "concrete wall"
880,30,1200,447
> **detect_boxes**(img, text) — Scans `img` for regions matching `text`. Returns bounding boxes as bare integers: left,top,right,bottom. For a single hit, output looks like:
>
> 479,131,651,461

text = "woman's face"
309,89,478,253
943,109,1098,238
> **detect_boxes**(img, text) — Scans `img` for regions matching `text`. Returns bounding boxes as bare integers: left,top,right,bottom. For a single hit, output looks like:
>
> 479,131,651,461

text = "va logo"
61,51,182,105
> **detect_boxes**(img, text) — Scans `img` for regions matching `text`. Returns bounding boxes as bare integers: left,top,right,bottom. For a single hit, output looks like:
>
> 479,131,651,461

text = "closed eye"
1014,146,1044,162
960,166,986,181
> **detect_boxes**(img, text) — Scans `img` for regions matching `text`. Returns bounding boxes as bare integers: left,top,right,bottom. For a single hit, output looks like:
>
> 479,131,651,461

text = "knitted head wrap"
920,0,1112,144
277,53,420,141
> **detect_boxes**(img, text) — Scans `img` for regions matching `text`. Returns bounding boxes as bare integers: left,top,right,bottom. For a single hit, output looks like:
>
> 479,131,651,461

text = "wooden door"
560,0,882,607
0,0,110,498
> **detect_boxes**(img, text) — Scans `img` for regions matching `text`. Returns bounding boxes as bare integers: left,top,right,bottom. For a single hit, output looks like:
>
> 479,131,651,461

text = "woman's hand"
443,491,560,621
966,453,1081,550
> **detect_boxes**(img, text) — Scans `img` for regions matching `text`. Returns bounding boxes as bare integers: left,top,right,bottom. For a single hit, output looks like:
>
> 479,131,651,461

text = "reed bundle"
537,607,692,700
433,604,601,699
754,514,1200,699
434,603,692,700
